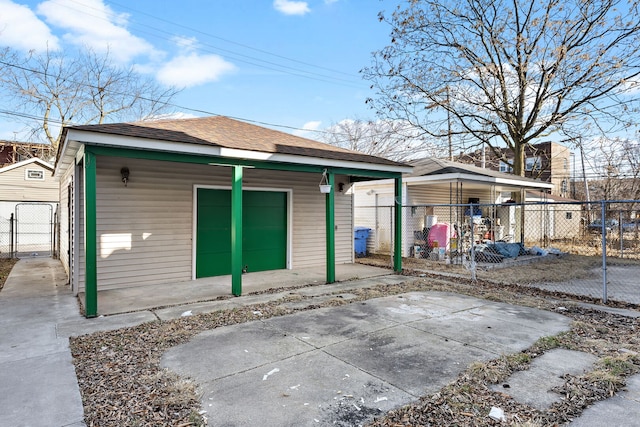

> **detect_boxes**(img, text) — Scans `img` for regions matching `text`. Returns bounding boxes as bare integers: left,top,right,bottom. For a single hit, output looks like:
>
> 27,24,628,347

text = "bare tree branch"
0,46,180,152
321,118,439,162
362,0,640,176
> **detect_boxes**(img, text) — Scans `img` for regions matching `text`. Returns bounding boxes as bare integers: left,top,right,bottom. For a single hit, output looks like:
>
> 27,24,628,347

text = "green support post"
231,165,243,296
325,172,335,283
83,150,98,317
394,177,403,272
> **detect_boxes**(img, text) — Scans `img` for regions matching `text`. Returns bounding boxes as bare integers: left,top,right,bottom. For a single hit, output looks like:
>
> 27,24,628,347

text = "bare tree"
362,0,640,177
322,118,438,162
1,46,179,152
581,137,640,201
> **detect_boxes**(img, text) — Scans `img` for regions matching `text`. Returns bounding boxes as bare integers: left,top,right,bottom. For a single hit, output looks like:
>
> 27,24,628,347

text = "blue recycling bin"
354,227,371,257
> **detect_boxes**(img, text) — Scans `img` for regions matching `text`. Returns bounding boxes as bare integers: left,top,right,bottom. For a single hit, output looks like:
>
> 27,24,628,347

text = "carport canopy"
54,116,412,317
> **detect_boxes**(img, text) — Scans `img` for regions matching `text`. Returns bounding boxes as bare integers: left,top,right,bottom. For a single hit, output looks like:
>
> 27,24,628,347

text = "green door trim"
193,184,292,280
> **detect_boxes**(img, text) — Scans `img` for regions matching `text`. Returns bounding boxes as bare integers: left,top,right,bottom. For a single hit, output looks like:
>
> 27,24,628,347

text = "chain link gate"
14,203,54,257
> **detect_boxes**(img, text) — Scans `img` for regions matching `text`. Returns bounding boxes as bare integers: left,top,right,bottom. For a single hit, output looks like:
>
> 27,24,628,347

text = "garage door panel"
196,189,287,278
196,189,231,278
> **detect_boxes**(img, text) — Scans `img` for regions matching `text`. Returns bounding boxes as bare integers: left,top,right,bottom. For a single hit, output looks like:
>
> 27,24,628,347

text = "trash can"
354,227,371,257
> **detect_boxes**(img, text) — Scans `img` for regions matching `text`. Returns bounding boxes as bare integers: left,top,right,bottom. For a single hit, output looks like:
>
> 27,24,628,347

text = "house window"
499,161,513,173
561,179,568,194
563,158,568,170
25,169,45,181
566,212,573,220
525,156,541,171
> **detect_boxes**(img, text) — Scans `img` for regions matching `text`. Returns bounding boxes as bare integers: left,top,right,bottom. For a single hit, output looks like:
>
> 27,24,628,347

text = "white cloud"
0,0,59,51
171,35,199,51
293,120,322,138
156,53,236,88
36,0,155,63
273,0,310,16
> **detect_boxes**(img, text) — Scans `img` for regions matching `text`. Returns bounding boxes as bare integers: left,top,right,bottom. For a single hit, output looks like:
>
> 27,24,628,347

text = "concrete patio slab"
161,291,573,426
198,350,412,427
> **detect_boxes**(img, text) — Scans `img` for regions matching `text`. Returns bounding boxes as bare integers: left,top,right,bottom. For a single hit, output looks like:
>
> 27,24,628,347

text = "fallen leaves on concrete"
70,272,640,426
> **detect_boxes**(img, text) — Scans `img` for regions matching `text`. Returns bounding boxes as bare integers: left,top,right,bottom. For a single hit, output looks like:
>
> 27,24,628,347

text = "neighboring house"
0,140,54,168
0,158,59,257
353,158,555,257
54,116,411,317
458,141,572,197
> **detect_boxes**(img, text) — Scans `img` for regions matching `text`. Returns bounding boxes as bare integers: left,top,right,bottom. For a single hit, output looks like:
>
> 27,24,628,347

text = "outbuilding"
0,158,59,257
54,116,410,317
353,157,555,257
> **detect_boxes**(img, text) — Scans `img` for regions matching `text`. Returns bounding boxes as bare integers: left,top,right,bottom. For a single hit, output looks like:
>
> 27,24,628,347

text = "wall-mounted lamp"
338,182,345,192
120,167,130,187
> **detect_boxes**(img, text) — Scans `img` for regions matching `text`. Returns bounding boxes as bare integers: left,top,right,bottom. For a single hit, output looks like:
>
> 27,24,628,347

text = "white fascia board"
493,176,554,189
403,172,553,189
0,157,54,174
54,132,78,177
65,129,224,157
61,129,412,175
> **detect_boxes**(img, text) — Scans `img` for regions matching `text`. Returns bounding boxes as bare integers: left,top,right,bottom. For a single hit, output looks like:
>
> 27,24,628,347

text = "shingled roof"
62,115,405,168
408,157,546,185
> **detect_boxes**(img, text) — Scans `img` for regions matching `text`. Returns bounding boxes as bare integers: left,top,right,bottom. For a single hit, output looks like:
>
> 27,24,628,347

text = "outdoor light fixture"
338,182,345,192
319,169,331,193
120,167,130,187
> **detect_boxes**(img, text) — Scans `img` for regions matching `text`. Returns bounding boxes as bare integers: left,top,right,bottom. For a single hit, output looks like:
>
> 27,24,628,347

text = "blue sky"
0,0,401,141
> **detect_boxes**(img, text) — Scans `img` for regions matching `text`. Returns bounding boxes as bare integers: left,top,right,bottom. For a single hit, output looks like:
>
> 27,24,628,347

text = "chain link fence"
355,200,640,305
0,213,15,259
0,203,58,259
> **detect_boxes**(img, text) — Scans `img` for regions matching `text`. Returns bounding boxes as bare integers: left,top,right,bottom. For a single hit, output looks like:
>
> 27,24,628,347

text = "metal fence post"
619,210,623,257
601,201,607,304
9,213,14,259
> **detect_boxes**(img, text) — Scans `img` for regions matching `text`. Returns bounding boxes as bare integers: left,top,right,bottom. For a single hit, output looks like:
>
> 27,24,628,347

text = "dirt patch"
359,253,613,284
0,258,18,292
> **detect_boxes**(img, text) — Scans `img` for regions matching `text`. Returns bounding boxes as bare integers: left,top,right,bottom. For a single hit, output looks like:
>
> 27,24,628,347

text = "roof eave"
1,157,54,174
55,129,412,175
404,172,553,189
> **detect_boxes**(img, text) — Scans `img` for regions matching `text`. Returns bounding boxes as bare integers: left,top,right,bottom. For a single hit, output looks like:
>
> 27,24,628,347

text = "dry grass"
0,258,18,292
359,251,637,284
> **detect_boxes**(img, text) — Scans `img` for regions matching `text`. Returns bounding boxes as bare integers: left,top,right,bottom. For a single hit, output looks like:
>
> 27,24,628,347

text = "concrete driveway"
161,291,572,426
4,258,639,426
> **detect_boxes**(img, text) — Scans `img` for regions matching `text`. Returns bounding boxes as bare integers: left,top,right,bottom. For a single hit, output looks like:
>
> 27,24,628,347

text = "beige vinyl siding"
407,185,494,206
334,177,354,263
58,166,73,276
0,164,58,202
76,156,353,292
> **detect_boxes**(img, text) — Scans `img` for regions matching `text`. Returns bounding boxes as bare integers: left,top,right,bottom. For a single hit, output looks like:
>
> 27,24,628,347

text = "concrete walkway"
0,258,85,427
2,258,640,426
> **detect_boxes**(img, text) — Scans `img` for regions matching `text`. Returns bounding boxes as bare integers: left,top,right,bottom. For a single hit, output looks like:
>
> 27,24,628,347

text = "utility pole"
446,87,453,161
579,138,591,222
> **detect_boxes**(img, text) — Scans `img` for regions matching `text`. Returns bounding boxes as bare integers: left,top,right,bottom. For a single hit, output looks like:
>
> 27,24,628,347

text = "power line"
44,0,364,89
103,0,355,78
0,59,334,135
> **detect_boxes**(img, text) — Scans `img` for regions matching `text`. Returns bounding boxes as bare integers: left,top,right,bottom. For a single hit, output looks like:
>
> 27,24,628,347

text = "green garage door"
196,188,287,278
